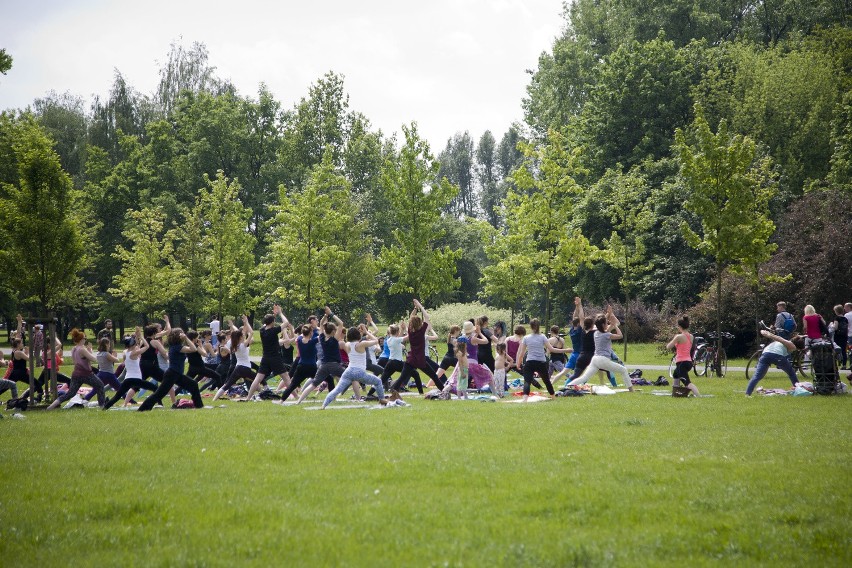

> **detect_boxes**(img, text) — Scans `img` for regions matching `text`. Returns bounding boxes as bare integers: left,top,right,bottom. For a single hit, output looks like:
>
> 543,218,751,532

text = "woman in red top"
389,299,445,398
802,305,826,341
46,329,105,410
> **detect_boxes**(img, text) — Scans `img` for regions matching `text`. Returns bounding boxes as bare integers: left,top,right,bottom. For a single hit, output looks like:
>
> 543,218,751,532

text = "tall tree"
264,149,374,315
0,115,86,312
109,207,182,319
494,129,598,325
437,131,477,217
675,106,777,374
476,130,502,227
33,91,88,186
379,123,461,304
155,40,228,116
198,172,256,318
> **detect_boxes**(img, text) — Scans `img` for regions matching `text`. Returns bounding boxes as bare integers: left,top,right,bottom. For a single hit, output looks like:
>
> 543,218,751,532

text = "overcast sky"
0,0,565,149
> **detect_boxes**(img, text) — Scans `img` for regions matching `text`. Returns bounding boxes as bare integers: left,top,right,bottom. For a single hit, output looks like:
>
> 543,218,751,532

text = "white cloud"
0,0,565,147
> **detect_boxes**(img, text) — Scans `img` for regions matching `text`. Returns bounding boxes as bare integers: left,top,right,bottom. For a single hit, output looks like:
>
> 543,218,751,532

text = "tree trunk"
716,260,723,377
544,282,551,328
623,293,629,363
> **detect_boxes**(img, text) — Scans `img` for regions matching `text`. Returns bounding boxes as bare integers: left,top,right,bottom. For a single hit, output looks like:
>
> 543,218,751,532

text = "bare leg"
246,372,267,400
296,383,318,404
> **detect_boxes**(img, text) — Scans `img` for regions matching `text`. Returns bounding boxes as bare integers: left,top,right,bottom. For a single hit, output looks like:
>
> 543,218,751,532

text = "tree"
264,150,375,317
109,207,182,319
476,131,502,227
481,229,536,330
0,48,12,75
198,172,256,318
169,204,207,325
675,106,777,374
155,40,228,116
379,123,461,305
597,168,653,361
495,129,598,326
0,115,85,312
438,131,477,217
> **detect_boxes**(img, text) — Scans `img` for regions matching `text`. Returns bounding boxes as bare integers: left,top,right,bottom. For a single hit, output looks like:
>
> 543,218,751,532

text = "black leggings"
188,365,221,383
104,378,160,410
141,361,165,383
673,361,693,386
392,361,443,393
221,365,255,391
379,360,405,390
278,363,318,401
139,369,202,411
439,355,457,371
523,360,553,395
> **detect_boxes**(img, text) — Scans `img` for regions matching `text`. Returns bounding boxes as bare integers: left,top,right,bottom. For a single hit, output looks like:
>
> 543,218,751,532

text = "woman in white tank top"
322,326,388,409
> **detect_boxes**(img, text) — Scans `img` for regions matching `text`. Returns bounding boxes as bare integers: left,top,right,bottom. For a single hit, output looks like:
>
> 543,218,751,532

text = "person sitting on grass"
745,330,806,396
665,315,700,397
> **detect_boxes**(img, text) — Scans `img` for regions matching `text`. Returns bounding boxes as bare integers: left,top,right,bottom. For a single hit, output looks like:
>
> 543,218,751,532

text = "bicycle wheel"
668,355,676,378
717,348,728,377
745,349,763,382
793,350,810,378
693,345,708,376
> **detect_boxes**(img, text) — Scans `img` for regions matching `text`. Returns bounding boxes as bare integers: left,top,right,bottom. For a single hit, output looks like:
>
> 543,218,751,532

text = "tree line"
1,2,850,346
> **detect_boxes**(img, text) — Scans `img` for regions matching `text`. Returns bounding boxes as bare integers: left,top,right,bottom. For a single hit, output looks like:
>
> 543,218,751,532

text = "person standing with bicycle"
773,301,797,340
745,330,806,396
666,316,701,397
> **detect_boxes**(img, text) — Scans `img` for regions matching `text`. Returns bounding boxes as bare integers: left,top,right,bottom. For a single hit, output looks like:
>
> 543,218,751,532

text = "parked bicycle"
745,321,811,381
693,331,733,377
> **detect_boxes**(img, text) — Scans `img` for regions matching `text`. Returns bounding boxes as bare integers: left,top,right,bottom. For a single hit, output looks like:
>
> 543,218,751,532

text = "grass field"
1,366,849,567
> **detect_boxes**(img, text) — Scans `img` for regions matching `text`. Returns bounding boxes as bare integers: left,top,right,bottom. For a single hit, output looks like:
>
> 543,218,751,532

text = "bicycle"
697,331,733,377
745,321,812,381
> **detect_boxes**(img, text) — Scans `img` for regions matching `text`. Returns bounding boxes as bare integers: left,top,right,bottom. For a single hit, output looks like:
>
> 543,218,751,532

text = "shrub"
426,302,513,336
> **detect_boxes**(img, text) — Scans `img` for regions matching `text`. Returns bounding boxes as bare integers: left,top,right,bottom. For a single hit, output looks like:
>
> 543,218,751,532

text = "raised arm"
574,297,584,323
181,332,198,353
414,299,430,324
760,329,796,352
365,313,379,334
241,315,253,346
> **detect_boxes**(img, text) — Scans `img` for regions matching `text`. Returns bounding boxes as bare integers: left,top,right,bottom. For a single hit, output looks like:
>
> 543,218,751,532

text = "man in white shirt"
209,317,221,347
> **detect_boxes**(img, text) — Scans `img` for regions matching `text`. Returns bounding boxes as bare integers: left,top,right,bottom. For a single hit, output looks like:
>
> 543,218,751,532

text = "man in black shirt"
245,305,289,400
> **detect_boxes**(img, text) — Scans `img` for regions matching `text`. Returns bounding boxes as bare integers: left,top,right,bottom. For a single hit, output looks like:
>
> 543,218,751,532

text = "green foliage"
197,172,256,318
108,207,182,318
488,130,598,324
0,48,12,75
0,115,85,311
675,106,777,348
378,123,461,303
264,150,374,316
437,131,477,216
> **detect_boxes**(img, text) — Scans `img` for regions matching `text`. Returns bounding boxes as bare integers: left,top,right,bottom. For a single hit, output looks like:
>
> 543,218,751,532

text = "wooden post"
28,323,35,402
48,312,58,402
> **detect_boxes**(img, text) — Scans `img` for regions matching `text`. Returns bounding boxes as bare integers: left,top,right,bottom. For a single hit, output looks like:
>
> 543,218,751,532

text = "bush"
426,302,513,336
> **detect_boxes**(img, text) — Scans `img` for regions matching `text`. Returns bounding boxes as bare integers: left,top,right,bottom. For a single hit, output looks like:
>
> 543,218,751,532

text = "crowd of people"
1,299,850,409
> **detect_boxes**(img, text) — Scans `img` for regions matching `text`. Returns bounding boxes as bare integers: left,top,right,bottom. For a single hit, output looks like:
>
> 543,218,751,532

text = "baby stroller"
809,340,838,395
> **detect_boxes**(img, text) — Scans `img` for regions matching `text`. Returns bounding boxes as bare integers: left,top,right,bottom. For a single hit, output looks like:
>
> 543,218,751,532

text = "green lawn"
0,368,849,566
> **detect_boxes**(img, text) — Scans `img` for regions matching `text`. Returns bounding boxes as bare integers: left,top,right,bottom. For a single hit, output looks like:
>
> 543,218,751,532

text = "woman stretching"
103,331,161,410
245,305,290,401
47,329,106,409
275,324,320,403
390,300,445,398
514,318,571,401
83,337,122,402
139,327,204,410
294,313,356,403
322,327,387,409
665,316,700,397
212,316,254,402
566,308,633,392
185,330,222,386
746,330,806,395
434,325,461,384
